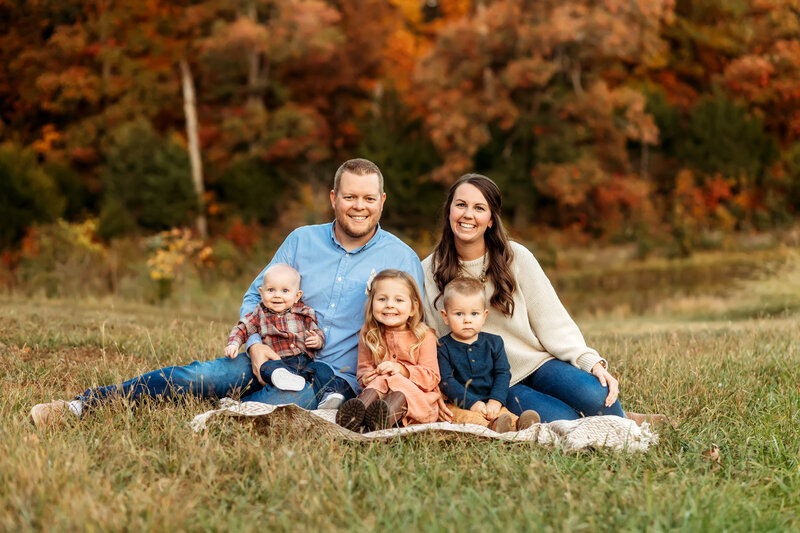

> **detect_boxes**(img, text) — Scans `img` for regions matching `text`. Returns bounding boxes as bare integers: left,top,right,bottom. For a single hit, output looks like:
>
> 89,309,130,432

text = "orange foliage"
31,124,63,154
225,218,260,251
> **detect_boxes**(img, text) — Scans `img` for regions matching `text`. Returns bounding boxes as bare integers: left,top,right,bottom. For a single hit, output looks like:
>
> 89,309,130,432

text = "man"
30,158,425,427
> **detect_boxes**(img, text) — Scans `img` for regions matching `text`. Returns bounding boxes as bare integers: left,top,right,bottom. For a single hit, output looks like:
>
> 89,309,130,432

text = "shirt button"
337,277,342,281
330,303,335,307
290,343,295,348
468,348,472,352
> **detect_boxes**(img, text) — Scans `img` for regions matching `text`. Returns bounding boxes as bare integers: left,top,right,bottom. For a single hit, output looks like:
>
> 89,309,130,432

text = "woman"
422,173,661,424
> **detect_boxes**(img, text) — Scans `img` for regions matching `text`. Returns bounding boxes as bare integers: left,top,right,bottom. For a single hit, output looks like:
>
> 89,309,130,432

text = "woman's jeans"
77,353,354,413
506,359,625,423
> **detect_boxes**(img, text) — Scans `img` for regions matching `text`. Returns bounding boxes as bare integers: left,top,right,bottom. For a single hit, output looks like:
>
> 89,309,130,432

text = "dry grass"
2,251,800,531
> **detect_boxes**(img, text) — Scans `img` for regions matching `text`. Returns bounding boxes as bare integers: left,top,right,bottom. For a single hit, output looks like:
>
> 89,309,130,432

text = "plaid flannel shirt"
227,301,325,359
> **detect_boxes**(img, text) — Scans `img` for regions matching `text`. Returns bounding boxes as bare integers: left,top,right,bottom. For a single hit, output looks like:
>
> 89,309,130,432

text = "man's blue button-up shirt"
240,222,424,393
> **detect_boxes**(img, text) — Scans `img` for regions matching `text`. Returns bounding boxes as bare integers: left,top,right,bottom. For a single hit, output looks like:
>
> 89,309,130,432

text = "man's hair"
333,158,384,195
442,277,485,310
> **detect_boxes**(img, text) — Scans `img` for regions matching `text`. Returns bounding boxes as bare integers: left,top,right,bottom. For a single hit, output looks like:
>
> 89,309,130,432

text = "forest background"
3,0,800,301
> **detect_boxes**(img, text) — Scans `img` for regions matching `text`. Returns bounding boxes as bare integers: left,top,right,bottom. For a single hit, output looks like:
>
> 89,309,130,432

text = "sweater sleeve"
437,340,481,409
513,243,606,372
399,332,441,393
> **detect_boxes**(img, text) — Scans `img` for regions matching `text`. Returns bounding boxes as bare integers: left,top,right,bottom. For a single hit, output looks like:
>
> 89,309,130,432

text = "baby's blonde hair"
362,269,429,365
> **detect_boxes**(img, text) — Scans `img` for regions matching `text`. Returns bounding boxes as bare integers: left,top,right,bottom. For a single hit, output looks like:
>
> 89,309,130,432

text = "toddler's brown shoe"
517,410,541,431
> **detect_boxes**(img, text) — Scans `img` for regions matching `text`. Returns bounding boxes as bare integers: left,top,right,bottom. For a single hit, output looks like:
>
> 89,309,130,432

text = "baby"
225,263,339,406
437,277,539,433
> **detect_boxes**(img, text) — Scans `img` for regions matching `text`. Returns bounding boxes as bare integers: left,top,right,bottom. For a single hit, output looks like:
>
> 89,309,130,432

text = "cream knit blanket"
190,399,658,452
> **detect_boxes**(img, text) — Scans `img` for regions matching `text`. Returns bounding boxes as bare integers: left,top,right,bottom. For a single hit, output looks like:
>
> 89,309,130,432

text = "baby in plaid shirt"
225,263,333,399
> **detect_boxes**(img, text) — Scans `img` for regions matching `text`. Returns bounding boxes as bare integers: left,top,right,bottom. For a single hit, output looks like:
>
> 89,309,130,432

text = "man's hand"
485,399,503,420
591,362,619,407
469,400,488,419
248,343,281,386
224,344,240,358
305,331,323,349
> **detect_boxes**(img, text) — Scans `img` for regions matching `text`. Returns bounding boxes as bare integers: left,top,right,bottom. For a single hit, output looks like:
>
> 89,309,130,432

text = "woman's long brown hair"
431,174,516,316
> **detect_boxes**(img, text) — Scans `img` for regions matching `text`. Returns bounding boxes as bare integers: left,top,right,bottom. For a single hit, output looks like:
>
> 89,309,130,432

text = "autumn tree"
415,0,672,236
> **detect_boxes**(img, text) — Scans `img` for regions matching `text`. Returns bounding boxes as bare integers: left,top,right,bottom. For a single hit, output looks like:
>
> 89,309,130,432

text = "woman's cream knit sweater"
421,241,605,386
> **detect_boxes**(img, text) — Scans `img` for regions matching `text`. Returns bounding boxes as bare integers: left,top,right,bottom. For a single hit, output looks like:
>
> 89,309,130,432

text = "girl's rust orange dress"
356,327,441,425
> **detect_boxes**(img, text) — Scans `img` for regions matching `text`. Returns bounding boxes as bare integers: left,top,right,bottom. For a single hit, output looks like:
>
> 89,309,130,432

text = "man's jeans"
77,353,355,412
506,359,625,423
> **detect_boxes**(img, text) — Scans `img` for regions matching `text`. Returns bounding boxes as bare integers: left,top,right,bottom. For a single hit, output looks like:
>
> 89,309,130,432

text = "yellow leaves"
145,228,211,282
388,0,423,26
32,124,62,155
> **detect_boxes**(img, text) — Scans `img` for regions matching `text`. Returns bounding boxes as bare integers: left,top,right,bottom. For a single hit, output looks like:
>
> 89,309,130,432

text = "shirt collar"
445,332,483,347
329,221,383,254
259,301,308,316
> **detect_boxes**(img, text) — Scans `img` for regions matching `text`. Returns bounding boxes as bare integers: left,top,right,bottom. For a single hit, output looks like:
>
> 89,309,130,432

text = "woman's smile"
449,183,493,245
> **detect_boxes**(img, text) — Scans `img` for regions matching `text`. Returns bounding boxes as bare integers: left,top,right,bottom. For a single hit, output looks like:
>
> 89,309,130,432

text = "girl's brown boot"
336,388,380,432
365,391,407,431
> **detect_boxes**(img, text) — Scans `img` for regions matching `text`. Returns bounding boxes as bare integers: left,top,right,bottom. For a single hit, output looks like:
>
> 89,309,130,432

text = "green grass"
2,252,800,531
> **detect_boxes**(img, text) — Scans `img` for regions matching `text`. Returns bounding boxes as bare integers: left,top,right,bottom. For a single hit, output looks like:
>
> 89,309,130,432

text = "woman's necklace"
460,253,488,283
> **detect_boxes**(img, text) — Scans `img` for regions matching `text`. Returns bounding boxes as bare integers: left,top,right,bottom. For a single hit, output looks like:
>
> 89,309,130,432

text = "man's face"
330,171,385,247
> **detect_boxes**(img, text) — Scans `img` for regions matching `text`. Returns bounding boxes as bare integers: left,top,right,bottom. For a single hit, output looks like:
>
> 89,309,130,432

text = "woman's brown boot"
336,388,380,432
365,391,407,431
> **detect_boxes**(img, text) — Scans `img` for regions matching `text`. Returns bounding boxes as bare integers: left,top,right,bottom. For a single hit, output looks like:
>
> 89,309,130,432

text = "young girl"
335,269,441,432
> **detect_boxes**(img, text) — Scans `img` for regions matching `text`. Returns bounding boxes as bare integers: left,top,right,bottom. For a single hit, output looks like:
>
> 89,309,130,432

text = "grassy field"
2,251,799,532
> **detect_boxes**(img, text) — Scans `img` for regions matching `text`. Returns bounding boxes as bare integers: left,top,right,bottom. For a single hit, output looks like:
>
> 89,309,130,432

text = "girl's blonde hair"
362,269,429,365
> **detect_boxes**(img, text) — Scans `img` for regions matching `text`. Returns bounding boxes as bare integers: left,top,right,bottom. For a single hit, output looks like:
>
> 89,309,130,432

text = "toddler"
225,263,340,407
335,269,441,432
437,277,539,433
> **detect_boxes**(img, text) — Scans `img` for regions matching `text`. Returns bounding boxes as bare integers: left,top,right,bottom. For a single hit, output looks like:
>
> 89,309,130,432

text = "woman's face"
448,183,494,247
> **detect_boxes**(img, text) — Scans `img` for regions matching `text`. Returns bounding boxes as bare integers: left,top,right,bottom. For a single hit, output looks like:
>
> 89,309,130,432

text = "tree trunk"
179,58,207,239
246,3,261,108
